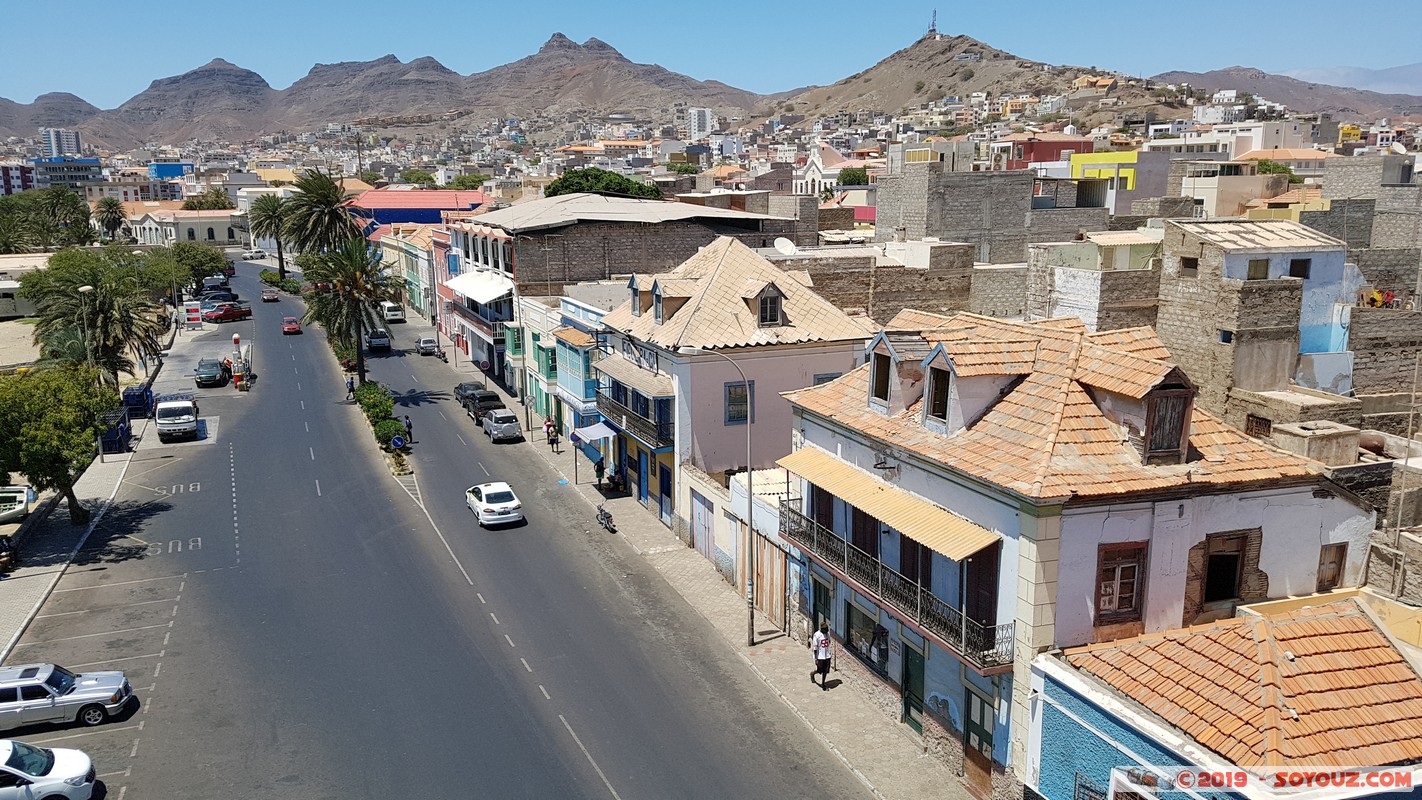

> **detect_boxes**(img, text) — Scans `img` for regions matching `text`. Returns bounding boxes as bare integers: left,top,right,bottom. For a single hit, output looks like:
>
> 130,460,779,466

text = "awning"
444,270,514,304
593,355,674,397
777,446,999,562
552,326,597,348
573,422,617,441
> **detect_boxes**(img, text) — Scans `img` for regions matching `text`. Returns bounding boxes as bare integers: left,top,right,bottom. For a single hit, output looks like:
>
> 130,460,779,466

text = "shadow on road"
391,388,450,408
69,497,177,567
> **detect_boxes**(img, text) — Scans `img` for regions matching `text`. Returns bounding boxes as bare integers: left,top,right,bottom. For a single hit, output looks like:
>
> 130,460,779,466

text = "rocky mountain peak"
539,33,578,53
581,37,625,59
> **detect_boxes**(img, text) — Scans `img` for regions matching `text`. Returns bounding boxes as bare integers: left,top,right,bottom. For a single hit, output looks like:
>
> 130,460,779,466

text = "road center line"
456,434,467,446
305,421,309,432
406,474,476,587
540,685,550,699
438,410,447,421
315,480,322,497
521,658,532,673
504,634,515,648
560,715,623,800
479,462,489,476
309,447,315,461
300,400,305,410
15,623,171,646
489,613,500,625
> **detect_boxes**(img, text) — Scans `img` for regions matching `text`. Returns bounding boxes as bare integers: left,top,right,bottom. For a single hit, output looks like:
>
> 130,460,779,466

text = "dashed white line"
405,473,476,587
490,613,500,625
438,410,448,421
504,634,515,648
476,593,486,604
297,382,301,391
560,714,623,800
300,400,305,410
457,434,467,446
305,421,310,432
411,374,420,383
55,574,185,592
479,462,490,476
69,652,163,668
315,480,322,497
540,685,550,700
521,658,532,673
309,447,315,461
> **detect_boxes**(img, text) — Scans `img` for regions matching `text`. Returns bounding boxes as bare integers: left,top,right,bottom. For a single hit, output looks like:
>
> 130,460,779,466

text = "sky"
4,0,1421,108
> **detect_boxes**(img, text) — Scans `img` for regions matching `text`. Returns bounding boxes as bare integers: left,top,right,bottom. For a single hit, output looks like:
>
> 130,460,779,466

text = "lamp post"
679,345,756,647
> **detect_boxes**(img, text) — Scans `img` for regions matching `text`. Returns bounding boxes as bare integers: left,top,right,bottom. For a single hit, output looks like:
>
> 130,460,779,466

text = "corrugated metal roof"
593,354,674,397
551,326,596,348
777,446,1000,562
1173,219,1344,251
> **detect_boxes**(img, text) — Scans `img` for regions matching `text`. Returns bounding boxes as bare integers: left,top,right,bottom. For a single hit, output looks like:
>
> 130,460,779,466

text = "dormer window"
630,285,640,317
926,366,950,422
870,352,891,403
758,294,781,326
654,289,663,324
1144,384,1193,464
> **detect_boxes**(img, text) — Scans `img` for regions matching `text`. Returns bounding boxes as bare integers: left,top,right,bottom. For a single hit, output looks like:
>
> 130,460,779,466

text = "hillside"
1153,66,1422,117
279,55,469,129
96,59,277,145
1281,62,1422,97
0,93,102,139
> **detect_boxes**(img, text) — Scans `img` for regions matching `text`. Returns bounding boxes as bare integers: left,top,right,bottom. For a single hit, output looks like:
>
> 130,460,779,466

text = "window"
927,366,950,421
900,538,933,587
0,688,14,703
1180,256,1198,276
870,352,891,402
1246,258,1269,280
186,228,196,241
1317,543,1347,592
1289,258,1311,279
724,380,753,425
1145,390,1190,459
1097,544,1146,619
630,287,640,317
758,294,781,326
812,372,841,386
226,226,235,240
19,685,49,701
1244,414,1272,439
1203,534,1245,603
653,290,663,323
206,227,215,241
1218,329,1234,344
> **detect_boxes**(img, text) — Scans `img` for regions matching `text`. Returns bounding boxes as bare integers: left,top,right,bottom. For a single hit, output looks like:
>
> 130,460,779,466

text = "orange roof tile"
784,312,1324,501
1063,600,1422,769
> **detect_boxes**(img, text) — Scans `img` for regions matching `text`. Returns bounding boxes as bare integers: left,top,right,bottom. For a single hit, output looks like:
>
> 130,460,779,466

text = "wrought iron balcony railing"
596,392,673,449
780,500,1014,670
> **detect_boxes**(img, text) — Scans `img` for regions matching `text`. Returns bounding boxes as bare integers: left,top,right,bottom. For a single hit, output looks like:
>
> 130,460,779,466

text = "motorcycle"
435,348,448,363
596,505,616,533
0,538,18,575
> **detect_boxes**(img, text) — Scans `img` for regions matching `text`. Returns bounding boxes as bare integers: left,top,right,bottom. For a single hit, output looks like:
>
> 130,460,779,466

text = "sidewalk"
431,327,963,800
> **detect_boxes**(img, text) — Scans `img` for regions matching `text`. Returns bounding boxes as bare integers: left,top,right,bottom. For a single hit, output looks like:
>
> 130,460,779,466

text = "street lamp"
77,285,94,370
678,345,756,647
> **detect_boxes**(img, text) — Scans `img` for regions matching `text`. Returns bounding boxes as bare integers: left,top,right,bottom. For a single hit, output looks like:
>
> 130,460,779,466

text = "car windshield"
4,741,54,777
197,361,218,372
157,406,191,420
485,491,516,504
43,666,77,695
284,318,297,324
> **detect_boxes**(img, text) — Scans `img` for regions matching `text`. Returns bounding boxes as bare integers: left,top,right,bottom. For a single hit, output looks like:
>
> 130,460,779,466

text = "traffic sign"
391,435,406,449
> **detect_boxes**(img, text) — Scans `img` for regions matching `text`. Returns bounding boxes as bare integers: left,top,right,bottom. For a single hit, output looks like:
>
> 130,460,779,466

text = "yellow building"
1070,151,1139,191
1338,124,1363,145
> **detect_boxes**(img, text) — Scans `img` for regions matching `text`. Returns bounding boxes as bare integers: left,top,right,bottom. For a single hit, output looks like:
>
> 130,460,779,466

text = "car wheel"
77,704,107,726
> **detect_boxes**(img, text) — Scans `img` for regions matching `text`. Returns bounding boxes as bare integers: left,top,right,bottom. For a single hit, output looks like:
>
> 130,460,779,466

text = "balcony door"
963,543,999,627
851,507,879,559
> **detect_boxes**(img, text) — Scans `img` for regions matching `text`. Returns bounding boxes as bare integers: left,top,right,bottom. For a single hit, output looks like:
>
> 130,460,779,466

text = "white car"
240,249,266,260
0,739,96,799
465,482,524,528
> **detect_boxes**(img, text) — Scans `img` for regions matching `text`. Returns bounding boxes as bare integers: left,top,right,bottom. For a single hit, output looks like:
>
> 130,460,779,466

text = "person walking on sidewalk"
594,458,606,489
346,376,355,399
404,415,413,442
811,622,832,690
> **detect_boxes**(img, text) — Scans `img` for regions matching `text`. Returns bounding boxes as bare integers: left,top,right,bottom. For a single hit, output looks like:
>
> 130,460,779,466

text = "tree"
399,169,436,187
665,163,700,175
0,213,33,254
169,242,229,287
544,167,661,199
181,187,235,210
837,167,870,187
248,194,291,281
358,170,384,186
283,168,363,255
1255,159,1302,184
19,249,165,386
446,173,490,190
300,238,397,385
0,366,118,523
93,197,127,241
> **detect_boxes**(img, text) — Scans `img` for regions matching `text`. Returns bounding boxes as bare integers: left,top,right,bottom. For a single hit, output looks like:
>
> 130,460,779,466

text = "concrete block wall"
1095,268,1162,331
1299,199,1375,249
1321,156,1389,200
969,264,1028,319
1026,207,1110,247
772,253,972,322
1130,195,1196,217
817,207,855,231
1348,307,1422,395
1223,387,1362,435
1350,247,1420,294
1156,227,1236,415
768,195,821,247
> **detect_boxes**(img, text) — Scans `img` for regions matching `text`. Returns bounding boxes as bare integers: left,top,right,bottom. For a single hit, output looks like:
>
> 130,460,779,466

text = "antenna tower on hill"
928,9,937,36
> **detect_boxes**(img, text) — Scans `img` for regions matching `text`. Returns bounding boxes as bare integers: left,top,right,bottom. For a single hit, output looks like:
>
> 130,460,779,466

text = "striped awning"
777,446,999,562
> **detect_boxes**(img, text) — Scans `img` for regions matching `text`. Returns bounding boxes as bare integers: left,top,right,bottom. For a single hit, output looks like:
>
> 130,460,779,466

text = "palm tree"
0,214,33,254
283,169,363,256
26,260,164,387
248,194,291,281
93,197,127,241
301,237,396,384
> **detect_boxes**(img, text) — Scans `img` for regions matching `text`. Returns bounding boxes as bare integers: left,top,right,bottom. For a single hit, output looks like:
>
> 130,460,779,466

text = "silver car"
482,409,522,442
0,664,133,731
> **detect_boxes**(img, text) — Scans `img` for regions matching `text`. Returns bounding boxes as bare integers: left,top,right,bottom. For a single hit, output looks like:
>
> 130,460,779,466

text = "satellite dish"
773,237,798,256
1391,142,1407,155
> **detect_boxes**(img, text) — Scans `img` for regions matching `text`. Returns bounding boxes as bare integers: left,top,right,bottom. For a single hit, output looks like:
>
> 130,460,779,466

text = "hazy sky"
4,0,1420,108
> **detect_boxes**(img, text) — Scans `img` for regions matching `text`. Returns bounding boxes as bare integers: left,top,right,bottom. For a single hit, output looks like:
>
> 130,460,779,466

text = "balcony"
596,391,672,450
780,501,1014,670
448,302,507,342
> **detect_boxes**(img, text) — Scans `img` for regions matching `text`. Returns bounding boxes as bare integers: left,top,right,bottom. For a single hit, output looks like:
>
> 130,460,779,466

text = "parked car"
281,317,302,335
453,382,486,405
193,358,228,387
0,663,133,731
465,482,524,527
240,249,267,260
202,303,252,323
197,291,238,305
481,408,522,442
0,739,96,799
260,289,279,302
463,390,505,420
364,328,391,351
415,337,439,356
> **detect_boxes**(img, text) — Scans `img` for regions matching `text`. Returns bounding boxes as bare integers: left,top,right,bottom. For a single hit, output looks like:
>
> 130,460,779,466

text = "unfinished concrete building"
1022,229,1163,331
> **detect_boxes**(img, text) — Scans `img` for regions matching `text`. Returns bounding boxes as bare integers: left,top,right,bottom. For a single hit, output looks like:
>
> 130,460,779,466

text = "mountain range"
3,34,1420,148
1280,62,1422,98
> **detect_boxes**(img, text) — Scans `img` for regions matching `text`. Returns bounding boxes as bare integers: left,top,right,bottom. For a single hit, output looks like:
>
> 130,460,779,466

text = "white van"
380,301,406,322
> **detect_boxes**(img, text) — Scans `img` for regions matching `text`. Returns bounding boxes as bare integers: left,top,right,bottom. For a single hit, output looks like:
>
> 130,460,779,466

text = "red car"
281,316,302,335
202,303,252,323
260,289,279,302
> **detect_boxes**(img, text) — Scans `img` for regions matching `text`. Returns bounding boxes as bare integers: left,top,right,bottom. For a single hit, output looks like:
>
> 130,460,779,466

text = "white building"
39,128,82,158
687,107,718,142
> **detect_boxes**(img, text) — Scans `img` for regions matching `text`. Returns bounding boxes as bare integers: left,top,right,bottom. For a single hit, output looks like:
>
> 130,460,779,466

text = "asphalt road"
5,261,872,799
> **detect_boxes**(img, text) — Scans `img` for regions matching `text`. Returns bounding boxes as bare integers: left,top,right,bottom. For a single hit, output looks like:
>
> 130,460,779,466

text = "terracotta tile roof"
1063,600,1422,769
347,189,493,209
601,237,872,351
551,326,596,348
784,312,1324,502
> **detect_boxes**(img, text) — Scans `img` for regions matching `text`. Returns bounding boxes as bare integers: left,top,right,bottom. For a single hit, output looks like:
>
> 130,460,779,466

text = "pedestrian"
346,376,355,399
548,426,560,453
811,622,832,690
404,415,413,442
594,458,606,489
543,418,554,440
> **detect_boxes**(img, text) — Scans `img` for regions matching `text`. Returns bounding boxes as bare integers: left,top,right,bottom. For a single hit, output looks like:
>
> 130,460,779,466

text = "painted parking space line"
69,652,163,669
28,723,143,745
54,575,186,593
15,622,170,646
37,598,177,619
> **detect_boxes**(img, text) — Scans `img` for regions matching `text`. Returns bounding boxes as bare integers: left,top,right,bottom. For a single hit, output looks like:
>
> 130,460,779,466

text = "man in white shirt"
810,622,832,689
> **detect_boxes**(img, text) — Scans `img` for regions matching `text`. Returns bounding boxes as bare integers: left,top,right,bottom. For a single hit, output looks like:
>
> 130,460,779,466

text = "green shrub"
356,382,394,423
259,269,280,285
374,419,405,448
280,279,302,294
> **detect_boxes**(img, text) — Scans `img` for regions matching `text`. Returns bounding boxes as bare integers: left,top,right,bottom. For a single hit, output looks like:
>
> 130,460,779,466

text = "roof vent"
1283,651,1296,662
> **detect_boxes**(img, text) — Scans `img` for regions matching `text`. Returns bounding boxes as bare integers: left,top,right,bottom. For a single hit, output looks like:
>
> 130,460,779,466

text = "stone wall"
1348,307,1422,395
817,207,855,231
771,244,977,322
1366,528,1422,604
1349,247,1420,293
1223,387,1362,434
1299,199,1375,249
1096,268,1162,331
1107,214,1153,231
767,195,821,247
1130,195,1196,217
1027,206,1110,247
1330,460,1396,524
1322,155,1390,200
970,264,1028,319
